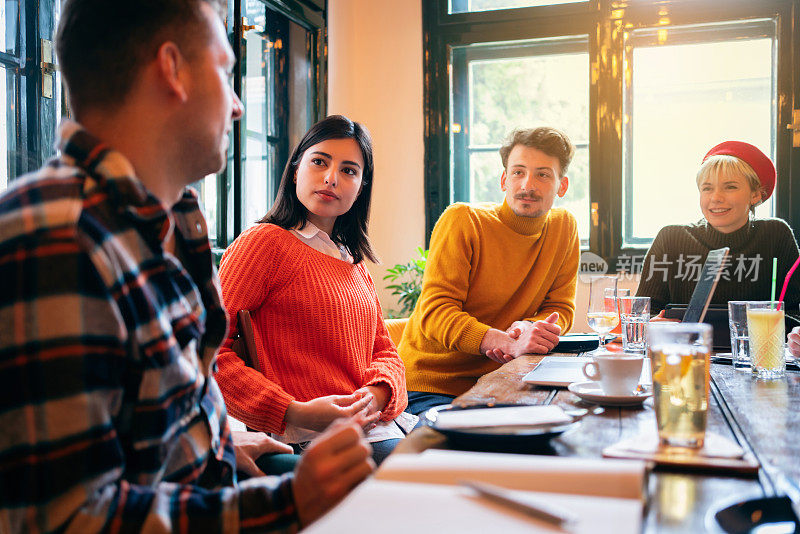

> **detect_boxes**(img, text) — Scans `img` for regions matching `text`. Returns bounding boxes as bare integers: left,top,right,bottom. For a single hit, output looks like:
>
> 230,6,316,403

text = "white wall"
327,0,426,313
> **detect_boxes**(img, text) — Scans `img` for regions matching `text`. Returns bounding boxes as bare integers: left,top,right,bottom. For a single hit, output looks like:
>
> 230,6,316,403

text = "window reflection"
240,3,316,233
624,21,775,244
242,23,273,228
452,39,590,243
2,1,18,55
1,68,8,192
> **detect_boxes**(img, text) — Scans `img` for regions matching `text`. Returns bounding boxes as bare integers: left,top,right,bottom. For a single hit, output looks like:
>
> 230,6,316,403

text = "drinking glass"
648,322,712,448
727,301,750,371
587,276,619,355
619,296,650,354
606,288,630,335
746,301,785,380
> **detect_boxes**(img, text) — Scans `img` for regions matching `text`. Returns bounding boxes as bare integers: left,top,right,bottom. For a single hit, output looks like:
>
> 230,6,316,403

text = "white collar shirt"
290,221,353,264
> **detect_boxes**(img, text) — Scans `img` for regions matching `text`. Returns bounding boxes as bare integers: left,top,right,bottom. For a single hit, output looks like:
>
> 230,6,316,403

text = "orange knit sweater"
214,224,407,434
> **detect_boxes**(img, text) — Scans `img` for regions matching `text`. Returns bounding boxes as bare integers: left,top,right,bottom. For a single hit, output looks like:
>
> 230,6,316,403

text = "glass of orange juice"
746,301,785,380
648,323,712,448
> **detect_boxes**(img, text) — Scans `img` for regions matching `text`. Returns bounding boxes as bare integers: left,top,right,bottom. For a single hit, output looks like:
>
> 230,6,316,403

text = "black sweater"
635,218,800,313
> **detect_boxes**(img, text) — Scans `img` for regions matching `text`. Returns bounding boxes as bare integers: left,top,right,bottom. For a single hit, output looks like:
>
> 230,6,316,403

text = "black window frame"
3,0,327,260
214,0,327,254
621,18,780,248
1,0,60,184
450,34,591,242
423,0,800,270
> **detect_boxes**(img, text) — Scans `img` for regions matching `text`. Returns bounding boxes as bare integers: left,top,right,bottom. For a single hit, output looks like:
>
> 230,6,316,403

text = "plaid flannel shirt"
0,121,299,533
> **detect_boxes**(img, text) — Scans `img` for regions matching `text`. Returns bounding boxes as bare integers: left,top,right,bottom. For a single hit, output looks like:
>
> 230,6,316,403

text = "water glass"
746,301,785,380
605,288,630,335
648,322,712,449
727,301,750,371
619,296,650,354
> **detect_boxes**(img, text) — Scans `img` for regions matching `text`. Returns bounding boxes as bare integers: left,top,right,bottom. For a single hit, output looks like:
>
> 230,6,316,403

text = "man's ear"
156,42,189,103
557,175,569,198
500,170,508,192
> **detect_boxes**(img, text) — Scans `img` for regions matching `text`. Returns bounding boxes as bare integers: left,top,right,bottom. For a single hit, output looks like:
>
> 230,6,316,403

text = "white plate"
567,380,652,406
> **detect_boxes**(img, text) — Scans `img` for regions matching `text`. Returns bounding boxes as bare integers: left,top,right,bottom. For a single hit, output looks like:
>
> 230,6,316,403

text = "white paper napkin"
435,405,573,430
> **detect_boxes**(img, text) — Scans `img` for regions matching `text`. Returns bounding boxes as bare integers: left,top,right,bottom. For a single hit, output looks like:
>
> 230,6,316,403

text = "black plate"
420,403,579,454
553,333,615,353
705,495,800,533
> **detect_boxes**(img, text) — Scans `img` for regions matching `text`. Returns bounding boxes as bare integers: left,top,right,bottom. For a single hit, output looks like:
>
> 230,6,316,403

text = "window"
623,20,776,245
0,0,60,193
424,0,800,267
0,0,19,192
197,0,326,250
2,1,326,257
449,0,586,14
450,36,590,243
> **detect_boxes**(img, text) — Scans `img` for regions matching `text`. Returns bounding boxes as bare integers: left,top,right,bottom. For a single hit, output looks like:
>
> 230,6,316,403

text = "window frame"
212,0,326,252
450,35,590,240
423,0,800,270
621,18,779,247
1,0,54,183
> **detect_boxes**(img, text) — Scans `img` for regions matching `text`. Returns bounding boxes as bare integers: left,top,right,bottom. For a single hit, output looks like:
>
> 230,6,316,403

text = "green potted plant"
383,247,428,318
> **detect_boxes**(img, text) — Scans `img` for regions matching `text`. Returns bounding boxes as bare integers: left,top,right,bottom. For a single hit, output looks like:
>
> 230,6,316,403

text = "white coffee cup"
582,352,644,396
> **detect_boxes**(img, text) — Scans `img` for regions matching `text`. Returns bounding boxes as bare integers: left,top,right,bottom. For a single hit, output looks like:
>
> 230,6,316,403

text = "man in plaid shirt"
0,1,375,532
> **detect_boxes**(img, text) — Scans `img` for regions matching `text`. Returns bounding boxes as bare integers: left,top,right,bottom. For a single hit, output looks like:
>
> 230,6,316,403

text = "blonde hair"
696,155,764,214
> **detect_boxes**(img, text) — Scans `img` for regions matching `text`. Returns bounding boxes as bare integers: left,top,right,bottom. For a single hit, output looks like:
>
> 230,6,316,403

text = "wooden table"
401,354,800,533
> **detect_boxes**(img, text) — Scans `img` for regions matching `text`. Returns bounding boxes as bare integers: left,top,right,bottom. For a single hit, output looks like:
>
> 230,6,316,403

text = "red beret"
703,141,775,203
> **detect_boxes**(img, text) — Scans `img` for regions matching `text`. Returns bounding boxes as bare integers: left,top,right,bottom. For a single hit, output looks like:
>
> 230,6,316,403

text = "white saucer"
567,380,652,406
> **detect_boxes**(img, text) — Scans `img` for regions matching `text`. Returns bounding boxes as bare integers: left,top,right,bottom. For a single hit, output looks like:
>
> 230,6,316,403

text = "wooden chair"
231,309,261,373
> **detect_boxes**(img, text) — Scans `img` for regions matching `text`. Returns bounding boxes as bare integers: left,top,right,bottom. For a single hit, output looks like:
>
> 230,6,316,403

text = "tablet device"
682,247,730,323
664,305,730,350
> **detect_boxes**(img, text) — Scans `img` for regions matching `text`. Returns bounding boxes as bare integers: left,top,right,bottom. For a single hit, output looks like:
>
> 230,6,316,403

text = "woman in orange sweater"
215,115,414,464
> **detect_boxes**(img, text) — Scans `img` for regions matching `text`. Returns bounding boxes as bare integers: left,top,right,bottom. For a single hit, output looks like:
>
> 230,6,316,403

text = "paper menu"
304,451,646,533
433,405,573,430
304,480,643,534
375,449,646,499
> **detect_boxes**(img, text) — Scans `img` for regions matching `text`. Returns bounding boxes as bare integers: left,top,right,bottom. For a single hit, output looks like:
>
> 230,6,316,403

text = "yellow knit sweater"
399,200,580,396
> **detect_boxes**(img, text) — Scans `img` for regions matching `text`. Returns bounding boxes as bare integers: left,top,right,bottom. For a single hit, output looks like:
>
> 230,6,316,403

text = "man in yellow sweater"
399,126,581,414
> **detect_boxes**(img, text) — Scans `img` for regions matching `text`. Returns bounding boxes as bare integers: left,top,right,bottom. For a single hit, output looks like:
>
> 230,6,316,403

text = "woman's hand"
788,327,800,358
231,430,293,477
353,384,391,432
285,392,378,433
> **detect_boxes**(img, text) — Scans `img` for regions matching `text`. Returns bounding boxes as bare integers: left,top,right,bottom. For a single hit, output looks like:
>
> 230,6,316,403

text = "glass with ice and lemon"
648,323,712,448
746,301,786,380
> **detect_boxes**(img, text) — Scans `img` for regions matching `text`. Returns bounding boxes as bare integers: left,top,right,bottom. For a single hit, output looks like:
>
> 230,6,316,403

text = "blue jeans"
406,391,457,416
370,438,402,465
291,438,401,466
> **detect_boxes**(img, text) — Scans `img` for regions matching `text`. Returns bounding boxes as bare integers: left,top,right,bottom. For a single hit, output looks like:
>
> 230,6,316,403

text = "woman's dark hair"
260,115,378,264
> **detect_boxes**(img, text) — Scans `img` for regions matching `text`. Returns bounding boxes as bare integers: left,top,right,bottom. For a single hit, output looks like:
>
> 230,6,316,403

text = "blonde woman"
636,141,800,313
